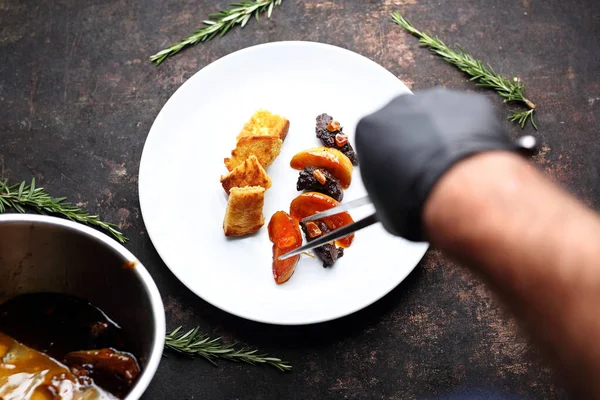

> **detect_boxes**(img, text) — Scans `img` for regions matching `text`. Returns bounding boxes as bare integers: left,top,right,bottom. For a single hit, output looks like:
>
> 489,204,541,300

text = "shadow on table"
144,238,426,349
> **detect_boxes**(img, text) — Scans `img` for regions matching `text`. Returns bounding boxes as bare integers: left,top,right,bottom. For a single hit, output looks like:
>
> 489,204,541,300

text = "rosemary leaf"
391,12,537,129
0,178,128,243
165,326,292,372
150,0,284,66
509,109,537,129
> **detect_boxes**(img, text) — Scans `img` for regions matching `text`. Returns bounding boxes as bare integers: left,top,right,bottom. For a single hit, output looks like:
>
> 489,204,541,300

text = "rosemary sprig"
165,326,292,372
0,178,128,243
151,0,283,65
392,12,537,129
508,109,536,128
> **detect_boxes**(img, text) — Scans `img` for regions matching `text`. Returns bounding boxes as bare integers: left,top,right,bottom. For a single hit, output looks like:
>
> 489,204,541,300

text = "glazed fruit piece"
289,192,354,248
65,348,140,395
290,147,353,189
268,211,303,284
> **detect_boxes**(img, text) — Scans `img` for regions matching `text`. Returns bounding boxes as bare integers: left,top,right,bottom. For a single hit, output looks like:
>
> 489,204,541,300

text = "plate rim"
139,40,429,325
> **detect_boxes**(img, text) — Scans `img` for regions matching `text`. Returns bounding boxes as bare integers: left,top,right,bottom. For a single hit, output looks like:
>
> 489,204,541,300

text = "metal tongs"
277,135,538,261
277,196,376,260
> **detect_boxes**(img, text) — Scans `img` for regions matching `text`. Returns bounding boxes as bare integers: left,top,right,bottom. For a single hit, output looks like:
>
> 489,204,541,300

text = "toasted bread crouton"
223,186,266,237
236,109,290,141
220,155,272,195
224,136,283,171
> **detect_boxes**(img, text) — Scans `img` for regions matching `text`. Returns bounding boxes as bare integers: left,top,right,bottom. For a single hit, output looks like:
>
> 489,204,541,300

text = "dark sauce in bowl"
0,293,141,399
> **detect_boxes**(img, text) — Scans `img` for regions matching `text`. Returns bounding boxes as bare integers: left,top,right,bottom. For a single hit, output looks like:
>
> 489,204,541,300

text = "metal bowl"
0,214,165,399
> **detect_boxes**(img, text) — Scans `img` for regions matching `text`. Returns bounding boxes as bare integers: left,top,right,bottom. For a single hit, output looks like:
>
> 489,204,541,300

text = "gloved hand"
355,88,519,242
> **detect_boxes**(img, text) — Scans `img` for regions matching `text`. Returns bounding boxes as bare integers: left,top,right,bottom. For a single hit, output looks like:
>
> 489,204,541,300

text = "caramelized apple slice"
289,192,354,248
268,211,302,284
290,147,353,189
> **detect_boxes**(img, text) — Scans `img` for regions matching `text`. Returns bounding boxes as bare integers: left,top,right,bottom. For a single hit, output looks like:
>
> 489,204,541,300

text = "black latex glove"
355,88,518,242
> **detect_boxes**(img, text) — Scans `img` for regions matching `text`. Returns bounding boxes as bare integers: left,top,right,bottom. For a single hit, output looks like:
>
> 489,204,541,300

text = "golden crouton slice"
223,186,266,237
236,109,290,141
224,135,283,171
220,155,272,195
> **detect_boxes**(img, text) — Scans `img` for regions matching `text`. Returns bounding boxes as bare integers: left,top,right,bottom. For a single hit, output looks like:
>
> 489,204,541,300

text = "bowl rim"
0,213,166,400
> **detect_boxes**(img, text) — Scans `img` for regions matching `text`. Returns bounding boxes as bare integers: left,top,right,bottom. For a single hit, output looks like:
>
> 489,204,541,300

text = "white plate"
139,41,428,325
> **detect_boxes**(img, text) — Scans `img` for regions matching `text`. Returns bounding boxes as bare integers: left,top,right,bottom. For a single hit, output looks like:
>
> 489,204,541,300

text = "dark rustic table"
1,0,599,399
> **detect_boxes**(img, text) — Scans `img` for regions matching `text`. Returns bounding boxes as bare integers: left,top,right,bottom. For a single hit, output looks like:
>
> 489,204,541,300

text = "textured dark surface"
1,0,599,399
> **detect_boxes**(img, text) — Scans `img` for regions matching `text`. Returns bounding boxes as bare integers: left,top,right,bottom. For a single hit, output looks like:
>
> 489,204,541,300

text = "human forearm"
355,89,600,395
423,151,600,397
